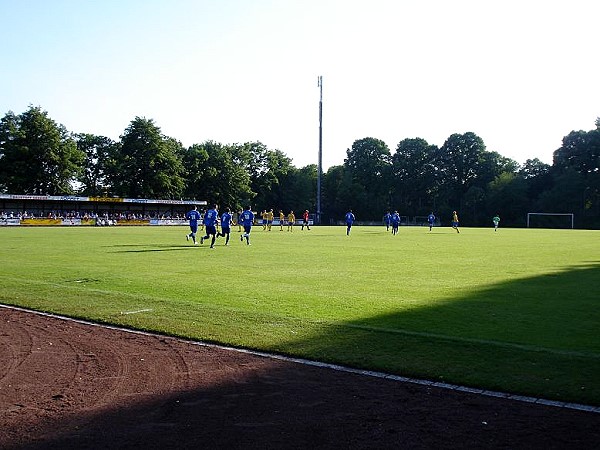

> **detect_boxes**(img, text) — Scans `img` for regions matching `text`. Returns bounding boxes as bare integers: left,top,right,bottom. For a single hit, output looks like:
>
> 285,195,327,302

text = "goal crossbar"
526,212,574,229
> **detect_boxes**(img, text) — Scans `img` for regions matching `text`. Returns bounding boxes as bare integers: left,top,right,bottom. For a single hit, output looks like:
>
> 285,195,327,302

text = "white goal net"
526,213,574,229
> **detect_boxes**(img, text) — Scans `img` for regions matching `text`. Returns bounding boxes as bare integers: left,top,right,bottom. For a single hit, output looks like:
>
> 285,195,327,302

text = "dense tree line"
1,106,598,228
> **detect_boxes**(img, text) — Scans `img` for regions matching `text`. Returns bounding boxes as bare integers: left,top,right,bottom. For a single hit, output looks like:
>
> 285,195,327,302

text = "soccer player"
200,204,219,248
451,210,460,233
345,209,355,235
391,210,400,235
266,209,274,231
237,210,243,232
383,211,391,231
239,206,255,245
185,205,202,245
493,214,500,231
287,210,295,232
301,210,311,230
427,212,436,231
218,207,233,245
261,210,268,230
279,210,285,231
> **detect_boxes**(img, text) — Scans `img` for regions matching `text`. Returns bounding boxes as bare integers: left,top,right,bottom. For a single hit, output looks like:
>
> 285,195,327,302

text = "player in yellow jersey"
266,209,274,231
261,210,268,230
451,210,460,233
279,210,285,231
287,210,295,232
236,210,243,232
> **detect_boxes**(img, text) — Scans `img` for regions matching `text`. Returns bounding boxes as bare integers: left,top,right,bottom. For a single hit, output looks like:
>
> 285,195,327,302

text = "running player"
451,210,460,233
492,214,500,231
200,204,219,248
345,209,355,235
185,205,201,245
218,207,233,245
239,206,255,245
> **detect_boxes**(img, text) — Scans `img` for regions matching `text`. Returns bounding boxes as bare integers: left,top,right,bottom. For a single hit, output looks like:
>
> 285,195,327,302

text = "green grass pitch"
1,224,599,405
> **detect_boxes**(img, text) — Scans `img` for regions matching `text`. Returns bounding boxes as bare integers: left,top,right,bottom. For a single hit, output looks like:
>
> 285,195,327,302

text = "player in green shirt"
493,214,500,231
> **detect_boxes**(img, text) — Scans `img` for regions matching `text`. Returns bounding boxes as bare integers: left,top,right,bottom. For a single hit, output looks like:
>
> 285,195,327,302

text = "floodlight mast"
317,76,323,225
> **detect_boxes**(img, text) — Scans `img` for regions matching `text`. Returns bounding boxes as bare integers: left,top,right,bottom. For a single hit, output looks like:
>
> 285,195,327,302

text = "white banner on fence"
0,218,21,226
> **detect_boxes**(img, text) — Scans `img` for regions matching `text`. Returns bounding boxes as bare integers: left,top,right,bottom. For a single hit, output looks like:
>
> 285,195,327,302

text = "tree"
436,132,487,209
344,137,392,219
486,172,529,226
519,158,552,204
553,123,600,223
110,117,185,199
553,129,600,175
75,133,118,196
279,164,317,213
0,106,83,194
391,138,439,215
181,141,252,210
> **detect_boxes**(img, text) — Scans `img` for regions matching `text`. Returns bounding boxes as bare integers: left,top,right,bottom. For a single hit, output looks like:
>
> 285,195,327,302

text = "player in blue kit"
239,206,255,245
200,204,219,248
345,209,355,236
185,205,202,245
383,211,391,231
427,212,436,231
218,207,233,246
391,210,400,235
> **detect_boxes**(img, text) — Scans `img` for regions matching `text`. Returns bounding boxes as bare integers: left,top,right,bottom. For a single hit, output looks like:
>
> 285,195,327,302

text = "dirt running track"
1,307,599,449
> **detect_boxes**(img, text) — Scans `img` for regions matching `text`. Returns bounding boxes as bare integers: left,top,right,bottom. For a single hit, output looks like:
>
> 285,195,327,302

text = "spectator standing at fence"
427,212,436,232
218,207,233,245
451,210,460,233
239,206,255,245
301,210,311,231
185,205,202,245
391,211,400,235
287,210,295,232
345,209,355,236
200,204,219,248
492,214,500,231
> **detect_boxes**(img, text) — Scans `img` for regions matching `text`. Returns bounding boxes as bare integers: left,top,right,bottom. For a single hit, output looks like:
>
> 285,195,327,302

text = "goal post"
526,213,574,229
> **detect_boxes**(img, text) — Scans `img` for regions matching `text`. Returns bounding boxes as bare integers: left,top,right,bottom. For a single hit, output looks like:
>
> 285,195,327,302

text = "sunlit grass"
1,224,599,404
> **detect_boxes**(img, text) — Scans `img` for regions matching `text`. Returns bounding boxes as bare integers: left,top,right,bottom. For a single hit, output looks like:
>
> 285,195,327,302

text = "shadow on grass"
107,243,204,253
273,262,600,406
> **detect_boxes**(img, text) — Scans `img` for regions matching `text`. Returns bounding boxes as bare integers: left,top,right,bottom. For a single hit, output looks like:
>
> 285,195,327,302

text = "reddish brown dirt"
1,307,599,450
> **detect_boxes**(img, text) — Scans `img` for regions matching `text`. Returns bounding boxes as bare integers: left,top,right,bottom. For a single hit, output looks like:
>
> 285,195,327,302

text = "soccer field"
1,225,599,405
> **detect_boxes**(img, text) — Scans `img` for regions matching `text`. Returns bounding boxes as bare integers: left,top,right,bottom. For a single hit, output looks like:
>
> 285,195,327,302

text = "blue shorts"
244,225,252,234
189,224,198,233
452,221,459,227
206,225,217,235
221,226,230,234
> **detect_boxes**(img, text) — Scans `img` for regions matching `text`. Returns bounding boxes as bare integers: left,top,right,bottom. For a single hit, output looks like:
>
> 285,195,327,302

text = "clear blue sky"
1,0,598,170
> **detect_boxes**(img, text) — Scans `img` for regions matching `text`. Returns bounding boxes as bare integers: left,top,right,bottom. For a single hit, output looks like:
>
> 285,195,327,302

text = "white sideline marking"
121,308,153,315
1,303,599,415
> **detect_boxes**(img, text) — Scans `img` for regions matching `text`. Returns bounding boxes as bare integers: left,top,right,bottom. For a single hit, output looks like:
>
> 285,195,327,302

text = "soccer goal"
526,213,574,229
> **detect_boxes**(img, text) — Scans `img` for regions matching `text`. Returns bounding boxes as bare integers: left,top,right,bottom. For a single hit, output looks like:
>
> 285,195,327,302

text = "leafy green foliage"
0,106,83,194
109,117,185,199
